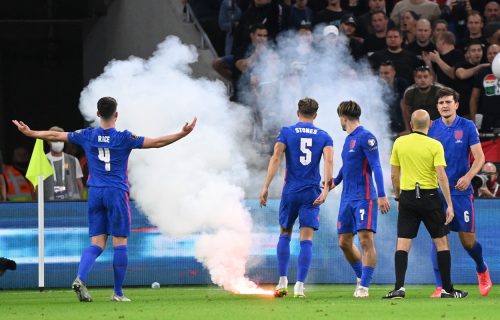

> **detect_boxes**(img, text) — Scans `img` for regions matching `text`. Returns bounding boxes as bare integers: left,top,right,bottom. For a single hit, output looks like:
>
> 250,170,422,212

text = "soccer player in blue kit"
13,97,196,302
260,98,333,298
330,101,390,298
428,88,492,297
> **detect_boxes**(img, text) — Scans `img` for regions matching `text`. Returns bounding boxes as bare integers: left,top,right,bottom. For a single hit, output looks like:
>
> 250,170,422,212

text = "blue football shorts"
279,187,321,231
442,194,475,233
88,187,131,237
337,198,378,234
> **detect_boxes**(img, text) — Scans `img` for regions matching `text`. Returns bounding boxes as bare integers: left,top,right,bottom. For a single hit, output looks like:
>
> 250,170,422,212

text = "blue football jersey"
428,116,480,195
276,122,333,194
337,126,381,201
68,127,144,192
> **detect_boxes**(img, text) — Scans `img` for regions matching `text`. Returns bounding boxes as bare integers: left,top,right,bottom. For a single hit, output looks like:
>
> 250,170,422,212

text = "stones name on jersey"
294,127,318,134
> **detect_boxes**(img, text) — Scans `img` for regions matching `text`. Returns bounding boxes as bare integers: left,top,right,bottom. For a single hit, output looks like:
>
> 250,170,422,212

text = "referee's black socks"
437,250,453,292
395,250,408,290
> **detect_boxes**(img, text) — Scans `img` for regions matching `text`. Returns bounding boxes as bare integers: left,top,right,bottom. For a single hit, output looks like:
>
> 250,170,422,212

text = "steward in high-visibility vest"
3,164,34,201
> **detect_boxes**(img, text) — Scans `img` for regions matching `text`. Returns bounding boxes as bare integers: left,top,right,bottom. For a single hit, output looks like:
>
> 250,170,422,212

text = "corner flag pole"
38,176,45,291
25,139,54,292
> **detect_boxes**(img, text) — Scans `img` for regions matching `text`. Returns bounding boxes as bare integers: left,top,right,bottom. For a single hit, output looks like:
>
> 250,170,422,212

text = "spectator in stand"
443,0,473,41
314,0,345,27
231,0,281,55
43,126,85,201
484,22,500,45
369,28,420,84
470,44,500,132
478,162,500,197
454,40,490,117
457,11,488,53
341,0,367,17
219,0,244,56
432,19,449,44
211,0,245,82
235,23,270,105
379,60,410,135
401,65,445,129
425,31,465,90
3,147,34,201
407,18,436,63
0,150,6,201
285,0,314,30
483,1,499,24
390,0,441,28
362,10,389,56
356,0,387,38
400,10,419,46
340,15,364,59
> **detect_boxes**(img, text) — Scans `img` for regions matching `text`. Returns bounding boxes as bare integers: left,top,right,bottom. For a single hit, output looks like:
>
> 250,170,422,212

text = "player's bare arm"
142,117,197,149
313,146,333,206
436,165,454,225
260,142,285,207
12,120,69,142
455,143,485,191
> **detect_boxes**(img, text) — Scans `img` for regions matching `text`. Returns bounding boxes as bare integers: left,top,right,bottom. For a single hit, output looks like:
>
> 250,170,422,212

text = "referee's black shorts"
397,188,449,239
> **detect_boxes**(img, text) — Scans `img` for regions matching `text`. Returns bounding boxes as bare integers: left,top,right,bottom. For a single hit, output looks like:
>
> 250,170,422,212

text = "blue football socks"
430,243,443,287
466,242,487,273
277,235,291,277
297,240,313,282
360,266,375,287
350,260,362,279
77,245,103,283
113,245,128,296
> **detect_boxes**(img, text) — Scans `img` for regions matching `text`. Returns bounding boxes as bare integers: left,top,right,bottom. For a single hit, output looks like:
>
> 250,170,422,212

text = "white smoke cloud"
79,36,258,293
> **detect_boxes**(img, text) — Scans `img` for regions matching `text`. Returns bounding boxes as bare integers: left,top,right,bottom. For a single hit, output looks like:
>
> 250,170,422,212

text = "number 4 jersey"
68,127,144,192
277,122,333,194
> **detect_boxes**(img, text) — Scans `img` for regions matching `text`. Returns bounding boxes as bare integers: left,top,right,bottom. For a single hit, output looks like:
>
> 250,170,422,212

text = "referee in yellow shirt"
383,110,468,299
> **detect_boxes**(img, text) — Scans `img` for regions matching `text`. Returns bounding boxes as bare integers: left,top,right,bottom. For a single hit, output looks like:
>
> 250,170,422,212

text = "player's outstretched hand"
259,188,268,207
378,196,391,214
444,207,454,225
182,117,197,136
12,120,33,137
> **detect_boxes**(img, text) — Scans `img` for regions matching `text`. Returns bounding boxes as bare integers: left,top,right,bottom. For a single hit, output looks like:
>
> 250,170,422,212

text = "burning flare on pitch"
231,279,275,296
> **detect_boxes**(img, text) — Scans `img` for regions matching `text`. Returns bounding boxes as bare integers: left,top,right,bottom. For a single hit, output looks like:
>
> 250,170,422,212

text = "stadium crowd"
1,0,499,202
189,0,499,135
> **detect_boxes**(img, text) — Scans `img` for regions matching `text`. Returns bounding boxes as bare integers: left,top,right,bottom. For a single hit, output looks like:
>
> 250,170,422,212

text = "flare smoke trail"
78,36,263,293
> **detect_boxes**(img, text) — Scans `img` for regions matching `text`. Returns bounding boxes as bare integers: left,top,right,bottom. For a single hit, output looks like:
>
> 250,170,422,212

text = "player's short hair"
297,97,319,116
437,87,460,102
337,100,361,120
97,97,117,120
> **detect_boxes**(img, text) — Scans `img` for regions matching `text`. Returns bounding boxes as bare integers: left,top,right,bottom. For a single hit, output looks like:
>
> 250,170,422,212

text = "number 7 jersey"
68,127,144,192
277,122,333,194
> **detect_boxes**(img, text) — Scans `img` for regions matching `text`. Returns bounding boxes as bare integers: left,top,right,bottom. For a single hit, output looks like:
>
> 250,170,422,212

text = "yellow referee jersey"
390,132,446,190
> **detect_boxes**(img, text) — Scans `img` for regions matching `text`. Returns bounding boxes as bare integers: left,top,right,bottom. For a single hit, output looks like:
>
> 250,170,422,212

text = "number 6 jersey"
276,122,333,194
68,127,144,192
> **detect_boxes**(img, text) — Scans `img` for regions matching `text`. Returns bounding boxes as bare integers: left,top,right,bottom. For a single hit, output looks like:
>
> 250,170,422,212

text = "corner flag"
25,139,54,187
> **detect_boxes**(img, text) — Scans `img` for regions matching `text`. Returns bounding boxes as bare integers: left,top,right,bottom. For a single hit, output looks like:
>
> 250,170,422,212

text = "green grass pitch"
0,284,497,320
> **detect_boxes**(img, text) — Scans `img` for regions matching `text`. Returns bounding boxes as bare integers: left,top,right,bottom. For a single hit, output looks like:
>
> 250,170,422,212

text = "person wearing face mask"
43,126,85,201
3,146,34,201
